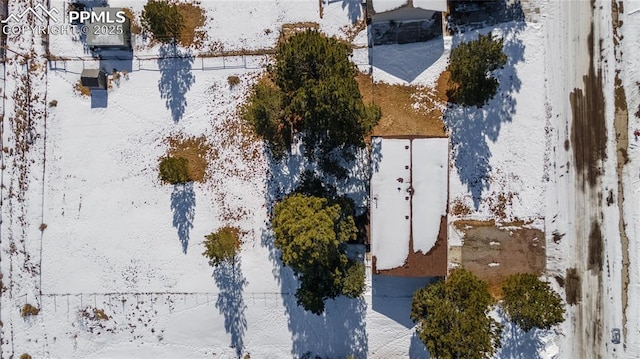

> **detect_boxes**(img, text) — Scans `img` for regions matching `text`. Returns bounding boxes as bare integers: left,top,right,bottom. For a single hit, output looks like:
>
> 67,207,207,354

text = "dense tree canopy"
202,226,241,267
411,268,502,359
447,32,507,107
158,156,190,184
501,273,565,332
242,30,380,166
141,0,184,44
272,194,363,314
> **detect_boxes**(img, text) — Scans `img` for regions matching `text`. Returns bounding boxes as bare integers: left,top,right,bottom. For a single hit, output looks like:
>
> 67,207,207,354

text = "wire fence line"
47,53,272,74
36,291,302,317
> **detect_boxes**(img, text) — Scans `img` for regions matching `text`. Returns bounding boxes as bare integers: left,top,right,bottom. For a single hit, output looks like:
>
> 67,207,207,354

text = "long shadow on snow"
495,307,548,359
213,259,248,357
444,8,526,209
171,182,195,253
409,333,430,359
260,145,369,358
335,0,362,23
158,44,195,123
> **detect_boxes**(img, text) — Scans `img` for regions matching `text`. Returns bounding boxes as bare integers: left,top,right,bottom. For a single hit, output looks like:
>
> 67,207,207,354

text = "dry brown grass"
341,20,366,43
81,307,110,321
280,22,320,43
358,71,449,137
74,80,91,97
176,3,207,48
21,304,40,318
453,219,496,231
122,8,142,35
166,135,212,183
450,198,472,216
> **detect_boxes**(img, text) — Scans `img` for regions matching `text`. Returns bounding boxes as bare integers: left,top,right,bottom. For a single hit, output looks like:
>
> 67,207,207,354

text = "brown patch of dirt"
450,198,472,216
73,80,91,97
570,24,607,188
176,3,207,48
279,22,320,43
373,216,448,277
565,267,581,305
341,20,366,43
588,221,603,272
358,71,447,137
459,222,545,298
166,135,212,183
122,8,142,35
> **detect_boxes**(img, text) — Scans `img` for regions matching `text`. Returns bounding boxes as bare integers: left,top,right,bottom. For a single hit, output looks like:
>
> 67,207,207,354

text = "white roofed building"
370,136,449,277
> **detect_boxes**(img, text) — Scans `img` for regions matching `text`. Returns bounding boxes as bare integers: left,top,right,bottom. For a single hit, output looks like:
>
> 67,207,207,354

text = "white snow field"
620,0,640,355
2,0,640,358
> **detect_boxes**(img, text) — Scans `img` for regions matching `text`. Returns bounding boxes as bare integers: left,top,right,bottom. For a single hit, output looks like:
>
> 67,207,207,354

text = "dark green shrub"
203,226,241,267
159,156,190,184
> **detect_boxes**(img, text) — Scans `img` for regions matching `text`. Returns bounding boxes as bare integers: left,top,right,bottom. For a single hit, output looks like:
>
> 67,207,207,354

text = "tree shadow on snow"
213,259,248,357
158,44,195,123
495,307,548,359
171,182,195,253
444,7,526,209
409,332,430,359
260,143,370,358
336,0,362,23
371,275,438,328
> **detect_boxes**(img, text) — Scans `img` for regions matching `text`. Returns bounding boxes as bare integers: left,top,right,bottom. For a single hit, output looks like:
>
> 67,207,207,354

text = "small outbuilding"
80,69,107,90
86,7,132,50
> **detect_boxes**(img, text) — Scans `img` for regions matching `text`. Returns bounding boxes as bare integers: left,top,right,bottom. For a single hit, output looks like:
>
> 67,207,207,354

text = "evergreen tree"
411,268,502,359
159,156,190,184
272,194,362,314
240,79,287,159
501,273,565,332
141,0,184,44
447,32,507,107
242,30,380,168
202,226,241,267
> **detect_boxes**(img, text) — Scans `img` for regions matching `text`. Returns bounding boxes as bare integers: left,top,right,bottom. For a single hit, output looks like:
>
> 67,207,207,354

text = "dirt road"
544,0,615,358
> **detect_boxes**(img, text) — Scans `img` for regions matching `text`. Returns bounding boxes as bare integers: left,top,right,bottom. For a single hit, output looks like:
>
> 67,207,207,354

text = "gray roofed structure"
86,7,132,50
81,68,107,89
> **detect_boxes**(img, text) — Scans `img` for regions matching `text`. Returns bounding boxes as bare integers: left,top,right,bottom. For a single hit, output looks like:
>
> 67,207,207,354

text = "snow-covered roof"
413,0,448,12
371,0,447,14
86,7,131,49
370,137,448,274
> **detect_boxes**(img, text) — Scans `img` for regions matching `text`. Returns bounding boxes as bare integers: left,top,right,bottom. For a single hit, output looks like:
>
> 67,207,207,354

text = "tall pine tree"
272,194,362,314
411,268,502,359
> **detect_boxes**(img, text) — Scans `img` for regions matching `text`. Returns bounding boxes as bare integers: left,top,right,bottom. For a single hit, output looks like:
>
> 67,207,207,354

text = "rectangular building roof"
370,136,449,277
86,8,131,49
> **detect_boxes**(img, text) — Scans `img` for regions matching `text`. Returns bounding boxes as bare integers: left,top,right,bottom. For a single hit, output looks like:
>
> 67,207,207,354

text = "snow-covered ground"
47,0,364,58
620,0,640,355
2,0,639,358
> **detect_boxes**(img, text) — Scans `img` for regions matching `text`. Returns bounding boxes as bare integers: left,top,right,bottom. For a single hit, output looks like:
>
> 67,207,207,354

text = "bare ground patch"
565,267,581,305
457,220,545,298
176,3,207,48
358,71,448,137
165,135,212,183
